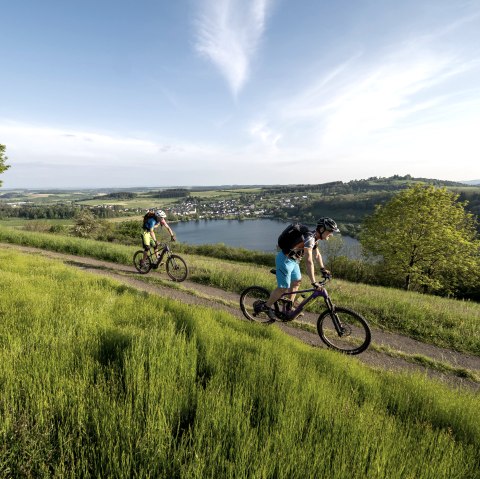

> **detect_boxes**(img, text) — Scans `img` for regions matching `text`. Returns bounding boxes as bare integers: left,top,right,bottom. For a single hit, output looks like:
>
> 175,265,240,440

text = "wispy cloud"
0,120,220,166
194,0,274,95
249,121,281,148
278,47,480,151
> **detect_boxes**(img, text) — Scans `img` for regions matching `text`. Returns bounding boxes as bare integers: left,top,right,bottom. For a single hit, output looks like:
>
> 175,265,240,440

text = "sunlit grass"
0,249,479,477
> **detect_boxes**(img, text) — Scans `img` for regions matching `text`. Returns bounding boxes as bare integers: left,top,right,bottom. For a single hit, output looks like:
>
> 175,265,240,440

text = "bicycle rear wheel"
240,286,272,323
166,254,188,282
133,250,152,274
317,306,371,355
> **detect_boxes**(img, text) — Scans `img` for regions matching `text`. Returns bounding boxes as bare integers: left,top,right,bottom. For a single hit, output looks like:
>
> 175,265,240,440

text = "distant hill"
463,180,480,185
264,174,475,196
271,175,480,236
93,192,138,200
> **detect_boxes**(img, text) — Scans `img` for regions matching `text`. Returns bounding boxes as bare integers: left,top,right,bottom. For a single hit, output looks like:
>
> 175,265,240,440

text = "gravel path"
2,243,479,391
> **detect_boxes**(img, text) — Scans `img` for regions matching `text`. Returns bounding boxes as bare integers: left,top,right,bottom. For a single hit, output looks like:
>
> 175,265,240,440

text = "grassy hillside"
0,249,479,477
0,226,479,357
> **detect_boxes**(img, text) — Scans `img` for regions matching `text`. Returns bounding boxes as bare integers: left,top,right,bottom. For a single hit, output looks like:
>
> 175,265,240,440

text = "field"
76,196,179,208
0,248,479,477
189,187,263,197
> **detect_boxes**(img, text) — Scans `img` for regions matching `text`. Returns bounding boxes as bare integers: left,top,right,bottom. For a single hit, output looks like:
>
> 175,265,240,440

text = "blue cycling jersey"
144,217,161,230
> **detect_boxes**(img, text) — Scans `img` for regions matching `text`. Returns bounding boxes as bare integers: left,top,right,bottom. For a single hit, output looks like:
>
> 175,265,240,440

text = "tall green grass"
0,225,133,264
1,226,479,356
0,249,479,477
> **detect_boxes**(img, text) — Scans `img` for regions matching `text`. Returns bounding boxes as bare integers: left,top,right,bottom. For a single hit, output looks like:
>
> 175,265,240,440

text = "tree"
0,144,10,187
72,210,100,238
360,184,480,296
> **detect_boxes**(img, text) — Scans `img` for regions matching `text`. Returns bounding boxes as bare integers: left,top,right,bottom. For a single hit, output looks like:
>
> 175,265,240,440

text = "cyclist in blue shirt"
261,217,340,321
142,209,176,263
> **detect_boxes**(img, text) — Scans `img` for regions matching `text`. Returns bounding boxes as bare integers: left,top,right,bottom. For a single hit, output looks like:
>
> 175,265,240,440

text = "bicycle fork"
324,296,346,337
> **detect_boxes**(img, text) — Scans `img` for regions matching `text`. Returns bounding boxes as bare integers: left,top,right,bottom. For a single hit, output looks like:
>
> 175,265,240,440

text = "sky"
1,0,480,189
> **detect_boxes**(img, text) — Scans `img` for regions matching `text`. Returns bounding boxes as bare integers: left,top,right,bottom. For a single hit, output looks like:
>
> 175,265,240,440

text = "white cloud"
194,0,274,95
1,121,155,163
0,120,220,165
249,121,281,148
271,43,480,156
0,120,230,188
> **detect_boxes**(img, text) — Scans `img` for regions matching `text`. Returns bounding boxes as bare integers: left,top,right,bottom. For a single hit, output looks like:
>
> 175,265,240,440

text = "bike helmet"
155,209,167,218
316,217,340,233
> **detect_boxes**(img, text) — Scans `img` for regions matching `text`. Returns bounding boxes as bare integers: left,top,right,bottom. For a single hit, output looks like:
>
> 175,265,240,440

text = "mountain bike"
239,270,371,355
133,242,188,282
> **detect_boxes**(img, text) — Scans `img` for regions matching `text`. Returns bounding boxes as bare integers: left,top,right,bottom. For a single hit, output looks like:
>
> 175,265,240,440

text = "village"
164,194,309,221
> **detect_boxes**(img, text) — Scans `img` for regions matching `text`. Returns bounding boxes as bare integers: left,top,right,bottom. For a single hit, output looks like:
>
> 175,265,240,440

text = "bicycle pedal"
253,300,265,314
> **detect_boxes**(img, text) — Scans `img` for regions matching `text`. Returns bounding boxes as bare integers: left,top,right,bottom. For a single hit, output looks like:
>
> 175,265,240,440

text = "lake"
172,219,362,260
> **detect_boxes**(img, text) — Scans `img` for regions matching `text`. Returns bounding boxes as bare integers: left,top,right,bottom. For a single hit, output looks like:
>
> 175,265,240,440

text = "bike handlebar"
155,241,175,248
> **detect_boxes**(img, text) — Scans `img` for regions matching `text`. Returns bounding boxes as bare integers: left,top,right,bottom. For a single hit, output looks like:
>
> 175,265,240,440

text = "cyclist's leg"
265,286,288,307
141,231,151,261
288,264,302,305
151,237,159,258
266,252,294,307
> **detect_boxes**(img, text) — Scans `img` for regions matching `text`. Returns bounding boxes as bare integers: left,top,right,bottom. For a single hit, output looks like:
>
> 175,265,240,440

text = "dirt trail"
2,243,479,391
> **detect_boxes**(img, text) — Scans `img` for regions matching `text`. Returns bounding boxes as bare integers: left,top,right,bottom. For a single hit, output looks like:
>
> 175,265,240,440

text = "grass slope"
0,249,479,478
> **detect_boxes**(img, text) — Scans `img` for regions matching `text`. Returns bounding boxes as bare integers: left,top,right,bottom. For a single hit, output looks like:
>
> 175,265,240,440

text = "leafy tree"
0,144,10,187
72,210,100,238
360,184,480,296
114,220,141,244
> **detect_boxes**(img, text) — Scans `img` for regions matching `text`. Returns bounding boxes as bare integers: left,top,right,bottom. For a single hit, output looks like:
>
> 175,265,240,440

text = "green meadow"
0,249,479,478
0,226,479,357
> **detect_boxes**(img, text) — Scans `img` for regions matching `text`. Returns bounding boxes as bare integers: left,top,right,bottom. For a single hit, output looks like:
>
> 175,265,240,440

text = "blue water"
172,219,361,259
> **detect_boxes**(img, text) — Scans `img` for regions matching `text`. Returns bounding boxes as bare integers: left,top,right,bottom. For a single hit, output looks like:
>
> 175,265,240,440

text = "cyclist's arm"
313,247,331,280
304,247,317,284
149,227,157,244
314,247,325,269
162,220,176,240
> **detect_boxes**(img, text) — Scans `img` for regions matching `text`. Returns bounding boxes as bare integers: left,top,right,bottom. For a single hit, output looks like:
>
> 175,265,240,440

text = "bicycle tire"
166,254,188,282
133,250,152,274
239,286,273,323
317,306,371,355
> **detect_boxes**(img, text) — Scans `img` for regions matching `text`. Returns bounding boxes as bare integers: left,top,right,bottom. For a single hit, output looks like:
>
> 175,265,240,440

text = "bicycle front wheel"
239,286,272,323
317,306,371,355
166,254,188,282
133,250,152,274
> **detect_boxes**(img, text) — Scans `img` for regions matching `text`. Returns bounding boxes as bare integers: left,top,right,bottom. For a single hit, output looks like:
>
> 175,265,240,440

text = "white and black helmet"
155,209,167,218
316,217,340,233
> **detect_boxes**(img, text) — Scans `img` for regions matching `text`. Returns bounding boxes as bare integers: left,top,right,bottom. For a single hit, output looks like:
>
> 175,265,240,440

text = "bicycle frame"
276,287,322,319
276,282,344,335
148,243,171,266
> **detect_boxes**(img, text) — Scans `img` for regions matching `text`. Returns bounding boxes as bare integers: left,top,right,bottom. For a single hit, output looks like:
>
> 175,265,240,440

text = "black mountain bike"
240,271,371,355
133,242,188,282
